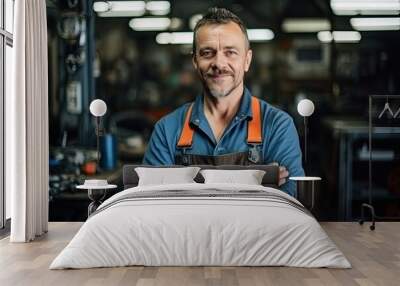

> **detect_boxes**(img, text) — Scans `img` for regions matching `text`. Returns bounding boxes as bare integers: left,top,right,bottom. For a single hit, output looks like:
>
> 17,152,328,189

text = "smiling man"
143,7,304,196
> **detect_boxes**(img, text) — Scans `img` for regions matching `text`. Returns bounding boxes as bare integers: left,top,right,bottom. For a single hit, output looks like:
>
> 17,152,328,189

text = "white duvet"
50,183,351,269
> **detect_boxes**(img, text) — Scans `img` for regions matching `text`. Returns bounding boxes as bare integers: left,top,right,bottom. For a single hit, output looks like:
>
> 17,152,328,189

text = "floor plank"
0,222,399,286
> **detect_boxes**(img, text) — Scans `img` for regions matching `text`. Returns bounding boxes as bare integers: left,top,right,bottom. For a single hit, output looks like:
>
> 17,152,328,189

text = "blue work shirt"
142,87,305,196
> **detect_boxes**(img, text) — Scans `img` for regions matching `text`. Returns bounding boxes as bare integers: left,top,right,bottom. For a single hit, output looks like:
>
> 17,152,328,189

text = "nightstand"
289,176,321,210
76,182,117,217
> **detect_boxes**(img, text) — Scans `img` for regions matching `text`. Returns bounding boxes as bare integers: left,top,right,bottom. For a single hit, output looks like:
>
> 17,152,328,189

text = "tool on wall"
66,81,82,114
394,106,400,119
65,50,85,74
57,12,83,42
378,95,394,119
67,0,79,8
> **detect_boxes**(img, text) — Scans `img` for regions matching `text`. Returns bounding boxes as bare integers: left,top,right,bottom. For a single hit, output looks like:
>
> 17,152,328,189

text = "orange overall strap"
247,96,262,144
177,103,195,147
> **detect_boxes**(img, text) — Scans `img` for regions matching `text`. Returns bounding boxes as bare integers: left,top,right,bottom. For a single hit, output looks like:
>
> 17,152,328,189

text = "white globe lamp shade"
89,99,107,117
297,99,315,117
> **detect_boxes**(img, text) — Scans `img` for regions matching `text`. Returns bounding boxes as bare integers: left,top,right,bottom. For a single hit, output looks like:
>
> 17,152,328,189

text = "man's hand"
279,166,289,186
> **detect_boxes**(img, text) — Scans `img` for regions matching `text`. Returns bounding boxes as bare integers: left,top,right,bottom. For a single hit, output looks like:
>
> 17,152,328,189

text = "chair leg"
359,203,376,231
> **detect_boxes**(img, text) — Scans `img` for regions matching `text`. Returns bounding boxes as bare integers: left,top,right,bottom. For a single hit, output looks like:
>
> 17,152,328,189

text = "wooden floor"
0,222,399,286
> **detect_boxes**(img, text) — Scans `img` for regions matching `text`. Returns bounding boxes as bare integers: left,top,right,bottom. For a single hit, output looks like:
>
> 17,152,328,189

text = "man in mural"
143,7,304,195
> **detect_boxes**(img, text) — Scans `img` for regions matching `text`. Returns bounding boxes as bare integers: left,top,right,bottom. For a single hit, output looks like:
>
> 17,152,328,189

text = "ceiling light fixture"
350,17,400,30
94,1,146,17
282,18,331,33
129,17,171,31
169,18,183,30
331,0,400,15
93,1,111,13
156,29,275,45
156,32,193,44
155,32,171,44
189,14,203,30
247,29,275,41
146,1,171,16
317,31,361,43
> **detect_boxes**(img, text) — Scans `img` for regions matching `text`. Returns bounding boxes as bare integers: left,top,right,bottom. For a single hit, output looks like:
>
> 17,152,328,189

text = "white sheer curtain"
6,0,49,242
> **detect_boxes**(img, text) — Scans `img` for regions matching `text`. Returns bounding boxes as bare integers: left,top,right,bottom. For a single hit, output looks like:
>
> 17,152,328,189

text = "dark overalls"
175,96,264,166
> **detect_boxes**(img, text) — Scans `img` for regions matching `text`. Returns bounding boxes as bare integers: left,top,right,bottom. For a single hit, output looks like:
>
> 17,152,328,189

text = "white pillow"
135,167,201,186
200,169,266,185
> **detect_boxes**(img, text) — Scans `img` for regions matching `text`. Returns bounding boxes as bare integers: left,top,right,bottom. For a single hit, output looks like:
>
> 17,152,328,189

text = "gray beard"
209,89,229,98
205,83,237,99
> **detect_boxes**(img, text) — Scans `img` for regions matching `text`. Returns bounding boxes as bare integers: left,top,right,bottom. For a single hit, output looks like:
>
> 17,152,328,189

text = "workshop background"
45,0,400,222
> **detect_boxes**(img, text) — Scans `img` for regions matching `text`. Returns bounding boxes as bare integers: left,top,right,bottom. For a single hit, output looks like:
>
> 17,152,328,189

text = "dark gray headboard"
123,164,280,189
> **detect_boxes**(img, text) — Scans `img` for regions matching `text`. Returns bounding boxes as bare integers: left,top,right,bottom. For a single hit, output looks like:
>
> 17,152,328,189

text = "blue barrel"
100,134,117,170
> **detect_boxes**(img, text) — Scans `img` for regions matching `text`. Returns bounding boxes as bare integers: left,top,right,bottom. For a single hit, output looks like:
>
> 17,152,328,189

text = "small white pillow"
200,169,266,185
135,167,201,186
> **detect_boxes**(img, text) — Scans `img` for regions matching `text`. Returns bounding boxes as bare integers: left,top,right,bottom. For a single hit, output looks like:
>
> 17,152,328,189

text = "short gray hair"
192,7,250,56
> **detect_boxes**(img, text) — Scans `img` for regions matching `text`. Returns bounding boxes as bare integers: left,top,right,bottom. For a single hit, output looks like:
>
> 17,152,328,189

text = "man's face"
192,22,252,99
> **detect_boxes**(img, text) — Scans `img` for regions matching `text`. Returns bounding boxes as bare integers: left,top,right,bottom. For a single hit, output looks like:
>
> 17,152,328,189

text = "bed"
50,165,350,269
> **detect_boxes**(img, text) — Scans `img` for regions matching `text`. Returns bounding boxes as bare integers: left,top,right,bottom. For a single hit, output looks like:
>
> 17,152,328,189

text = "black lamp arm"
95,116,104,168
304,116,308,164
95,116,104,136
